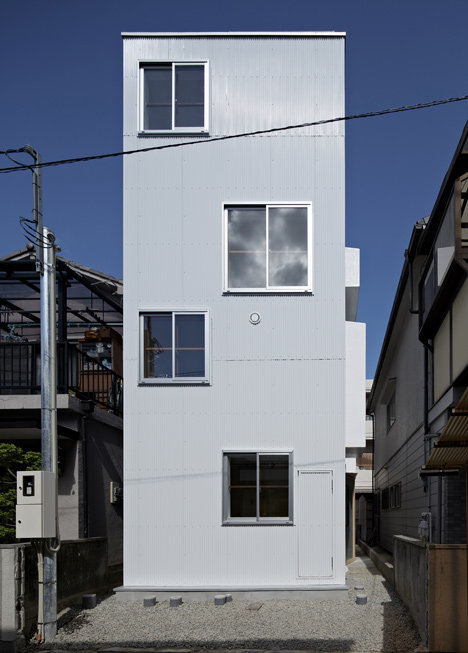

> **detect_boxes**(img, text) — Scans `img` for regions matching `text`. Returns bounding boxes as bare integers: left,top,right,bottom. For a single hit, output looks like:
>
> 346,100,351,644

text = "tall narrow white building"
120,31,365,598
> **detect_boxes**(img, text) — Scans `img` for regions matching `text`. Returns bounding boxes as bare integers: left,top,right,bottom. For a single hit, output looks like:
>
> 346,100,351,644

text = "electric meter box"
16,471,56,538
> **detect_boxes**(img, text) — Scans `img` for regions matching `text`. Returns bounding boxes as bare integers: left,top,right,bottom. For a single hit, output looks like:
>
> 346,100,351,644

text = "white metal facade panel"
123,36,344,139
345,321,366,448
297,471,333,578
123,34,349,589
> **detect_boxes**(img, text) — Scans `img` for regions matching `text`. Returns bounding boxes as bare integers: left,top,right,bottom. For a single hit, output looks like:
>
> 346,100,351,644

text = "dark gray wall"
372,276,466,551
85,411,123,567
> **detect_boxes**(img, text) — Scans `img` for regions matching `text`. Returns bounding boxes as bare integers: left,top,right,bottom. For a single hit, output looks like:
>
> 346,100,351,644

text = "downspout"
80,411,89,539
371,412,376,541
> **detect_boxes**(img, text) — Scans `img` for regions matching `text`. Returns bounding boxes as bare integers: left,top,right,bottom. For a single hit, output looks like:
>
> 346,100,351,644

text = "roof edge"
122,31,346,38
367,223,426,410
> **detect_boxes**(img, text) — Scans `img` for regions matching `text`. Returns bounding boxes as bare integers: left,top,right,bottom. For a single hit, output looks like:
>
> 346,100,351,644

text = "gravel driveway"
43,550,421,652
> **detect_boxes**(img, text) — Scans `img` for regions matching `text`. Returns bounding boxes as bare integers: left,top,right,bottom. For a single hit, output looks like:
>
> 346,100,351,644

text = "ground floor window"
222,451,293,524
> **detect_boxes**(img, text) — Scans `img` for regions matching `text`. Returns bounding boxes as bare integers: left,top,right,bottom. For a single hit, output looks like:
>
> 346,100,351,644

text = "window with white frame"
224,204,312,291
140,62,208,132
223,452,293,524
140,312,209,383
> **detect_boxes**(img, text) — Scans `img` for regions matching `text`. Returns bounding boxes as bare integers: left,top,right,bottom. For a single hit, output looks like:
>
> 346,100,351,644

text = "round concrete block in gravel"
354,585,364,591
143,596,156,607
356,593,368,605
224,594,233,602
214,595,226,605
169,596,182,607
82,594,97,609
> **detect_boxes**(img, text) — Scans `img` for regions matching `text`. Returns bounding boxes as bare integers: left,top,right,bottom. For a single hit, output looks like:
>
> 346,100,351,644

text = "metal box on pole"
16,471,56,538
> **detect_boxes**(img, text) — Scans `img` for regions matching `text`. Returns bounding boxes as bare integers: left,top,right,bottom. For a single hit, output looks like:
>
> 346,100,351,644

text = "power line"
1,94,468,174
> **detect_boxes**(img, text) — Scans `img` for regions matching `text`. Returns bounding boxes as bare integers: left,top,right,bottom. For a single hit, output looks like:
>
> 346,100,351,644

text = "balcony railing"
0,341,123,417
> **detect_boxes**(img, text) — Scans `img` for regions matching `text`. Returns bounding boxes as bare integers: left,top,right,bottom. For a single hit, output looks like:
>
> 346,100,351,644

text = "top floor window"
140,62,208,133
224,203,312,292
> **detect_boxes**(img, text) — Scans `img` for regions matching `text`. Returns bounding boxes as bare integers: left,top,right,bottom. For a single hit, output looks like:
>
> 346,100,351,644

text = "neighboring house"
0,247,124,570
368,123,468,551
121,31,365,598
355,379,374,544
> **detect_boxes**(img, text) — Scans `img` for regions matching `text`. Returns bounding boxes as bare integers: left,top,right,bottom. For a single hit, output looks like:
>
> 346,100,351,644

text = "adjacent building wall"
371,282,432,552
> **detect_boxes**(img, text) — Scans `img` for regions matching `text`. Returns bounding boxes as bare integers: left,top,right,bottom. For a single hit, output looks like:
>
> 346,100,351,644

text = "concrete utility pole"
39,225,58,642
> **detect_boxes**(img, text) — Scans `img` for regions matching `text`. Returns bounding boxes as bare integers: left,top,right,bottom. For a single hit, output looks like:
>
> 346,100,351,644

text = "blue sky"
1,0,467,377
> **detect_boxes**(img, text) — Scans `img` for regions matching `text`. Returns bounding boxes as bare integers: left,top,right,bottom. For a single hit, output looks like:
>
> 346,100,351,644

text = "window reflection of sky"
228,206,308,288
269,207,307,286
228,208,266,288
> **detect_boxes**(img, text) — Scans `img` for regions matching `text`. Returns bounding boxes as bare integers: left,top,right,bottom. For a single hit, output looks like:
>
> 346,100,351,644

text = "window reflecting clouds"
269,207,308,286
226,205,310,289
228,208,266,288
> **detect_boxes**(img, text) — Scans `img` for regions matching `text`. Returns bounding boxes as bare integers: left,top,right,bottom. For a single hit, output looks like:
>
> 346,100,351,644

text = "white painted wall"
345,321,366,449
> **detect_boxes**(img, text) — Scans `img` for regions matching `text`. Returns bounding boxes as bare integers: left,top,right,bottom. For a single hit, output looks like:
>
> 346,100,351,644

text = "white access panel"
297,470,333,578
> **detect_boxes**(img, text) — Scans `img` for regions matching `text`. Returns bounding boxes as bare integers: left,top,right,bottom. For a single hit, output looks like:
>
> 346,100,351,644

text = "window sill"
139,379,210,386
138,129,210,136
222,521,294,527
223,289,313,295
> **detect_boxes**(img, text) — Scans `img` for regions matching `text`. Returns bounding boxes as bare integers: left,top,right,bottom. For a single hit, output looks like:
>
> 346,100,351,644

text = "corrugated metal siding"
123,34,347,587
123,36,344,138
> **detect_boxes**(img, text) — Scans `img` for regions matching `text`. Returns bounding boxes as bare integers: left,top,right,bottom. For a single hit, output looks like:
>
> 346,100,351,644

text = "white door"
297,470,333,578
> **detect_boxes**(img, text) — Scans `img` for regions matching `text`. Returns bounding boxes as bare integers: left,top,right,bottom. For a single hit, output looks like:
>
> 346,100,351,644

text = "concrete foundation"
114,583,350,602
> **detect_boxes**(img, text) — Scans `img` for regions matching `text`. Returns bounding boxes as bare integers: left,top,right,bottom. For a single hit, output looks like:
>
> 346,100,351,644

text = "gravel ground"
41,551,422,652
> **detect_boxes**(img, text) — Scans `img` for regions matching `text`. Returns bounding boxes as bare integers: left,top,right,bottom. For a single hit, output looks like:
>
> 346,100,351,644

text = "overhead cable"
1,94,468,174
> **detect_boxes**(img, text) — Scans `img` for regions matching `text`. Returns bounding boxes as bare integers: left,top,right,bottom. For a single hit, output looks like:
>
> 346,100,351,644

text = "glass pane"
144,66,172,130
175,65,205,127
143,314,172,378
268,207,308,286
435,192,455,286
259,454,289,517
175,314,205,378
228,208,266,288
229,454,257,518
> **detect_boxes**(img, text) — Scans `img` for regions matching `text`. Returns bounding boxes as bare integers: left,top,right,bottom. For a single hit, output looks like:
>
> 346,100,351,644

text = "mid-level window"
382,483,401,510
140,62,208,132
140,311,209,383
224,204,312,291
223,452,293,524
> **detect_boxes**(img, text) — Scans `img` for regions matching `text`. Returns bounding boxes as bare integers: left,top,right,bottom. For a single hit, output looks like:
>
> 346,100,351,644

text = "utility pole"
39,224,58,642
7,146,58,641
22,145,44,273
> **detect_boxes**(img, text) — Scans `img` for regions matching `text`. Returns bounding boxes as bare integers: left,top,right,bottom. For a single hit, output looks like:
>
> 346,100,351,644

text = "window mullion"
172,313,176,379
172,63,176,129
256,453,260,521
139,67,143,131
265,207,270,289
308,206,312,289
